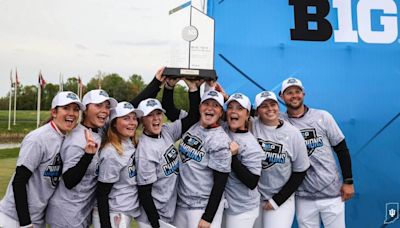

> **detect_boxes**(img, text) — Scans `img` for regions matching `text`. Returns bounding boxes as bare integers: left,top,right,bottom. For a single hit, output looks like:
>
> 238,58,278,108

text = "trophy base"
163,67,217,80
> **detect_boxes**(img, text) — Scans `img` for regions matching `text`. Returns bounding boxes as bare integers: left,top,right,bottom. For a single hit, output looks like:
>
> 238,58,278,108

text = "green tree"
18,85,37,110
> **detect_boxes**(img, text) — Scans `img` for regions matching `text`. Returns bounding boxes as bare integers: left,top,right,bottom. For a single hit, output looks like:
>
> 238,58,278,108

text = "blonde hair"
101,118,137,156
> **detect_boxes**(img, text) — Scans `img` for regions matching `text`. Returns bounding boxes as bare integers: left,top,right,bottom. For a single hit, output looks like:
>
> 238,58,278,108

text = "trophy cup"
163,1,217,80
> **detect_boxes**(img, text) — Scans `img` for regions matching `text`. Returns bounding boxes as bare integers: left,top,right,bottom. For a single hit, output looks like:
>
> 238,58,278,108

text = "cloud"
95,53,110,58
110,40,168,47
75,43,89,50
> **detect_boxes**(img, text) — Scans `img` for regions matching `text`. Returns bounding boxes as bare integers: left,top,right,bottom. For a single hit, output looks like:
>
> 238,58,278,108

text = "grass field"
0,148,138,227
0,110,49,143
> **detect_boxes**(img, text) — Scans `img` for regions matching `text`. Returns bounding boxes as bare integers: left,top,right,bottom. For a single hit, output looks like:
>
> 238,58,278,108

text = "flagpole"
13,68,17,125
37,72,42,128
8,70,13,131
59,73,64,92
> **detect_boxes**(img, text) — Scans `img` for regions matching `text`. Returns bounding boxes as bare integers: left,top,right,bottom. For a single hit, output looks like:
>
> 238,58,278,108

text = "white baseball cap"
225,93,251,112
255,91,278,108
280,77,304,95
51,91,85,111
137,98,166,117
82,89,118,108
201,90,224,107
109,101,144,122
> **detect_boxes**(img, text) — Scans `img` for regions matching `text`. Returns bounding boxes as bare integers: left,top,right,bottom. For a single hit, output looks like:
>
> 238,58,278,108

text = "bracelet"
343,178,354,185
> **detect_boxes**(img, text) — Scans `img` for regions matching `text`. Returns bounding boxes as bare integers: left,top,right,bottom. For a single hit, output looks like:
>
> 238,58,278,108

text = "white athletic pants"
222,207,259,228
174,199,225,228
92,207,132,228
253,194,295,228
296,196,345,228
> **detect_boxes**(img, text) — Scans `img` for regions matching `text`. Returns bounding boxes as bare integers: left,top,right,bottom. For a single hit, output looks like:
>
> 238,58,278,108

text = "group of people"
0,68,355,228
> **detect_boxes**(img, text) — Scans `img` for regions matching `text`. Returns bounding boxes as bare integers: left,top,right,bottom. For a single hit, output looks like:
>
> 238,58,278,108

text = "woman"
222,93,263,228
135,79,201,228
251,91,310,228
163,87,232,228
0,91,84,228
46,68,166,228
95,101,143,228
46,89,118,228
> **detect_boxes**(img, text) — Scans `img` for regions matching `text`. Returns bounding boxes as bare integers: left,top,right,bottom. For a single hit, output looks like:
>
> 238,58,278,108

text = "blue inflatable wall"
207,0,400,227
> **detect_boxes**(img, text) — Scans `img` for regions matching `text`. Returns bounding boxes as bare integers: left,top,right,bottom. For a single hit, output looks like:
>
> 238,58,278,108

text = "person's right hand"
155,67,166,83
84,129,98,154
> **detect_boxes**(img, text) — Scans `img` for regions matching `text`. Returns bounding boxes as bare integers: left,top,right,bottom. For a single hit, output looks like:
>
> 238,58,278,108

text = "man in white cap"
279,78,354,228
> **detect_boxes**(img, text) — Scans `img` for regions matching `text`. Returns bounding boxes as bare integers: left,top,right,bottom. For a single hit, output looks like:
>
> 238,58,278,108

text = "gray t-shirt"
46,124,101,227
136,120,182,223
223,127,263,215
251,118,310,201
281,108,345,199
177,122,232,209
0,122,64,225
98,139,140,217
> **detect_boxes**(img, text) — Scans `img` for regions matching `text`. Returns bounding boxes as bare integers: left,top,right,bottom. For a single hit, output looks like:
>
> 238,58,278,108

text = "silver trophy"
164,1,217,80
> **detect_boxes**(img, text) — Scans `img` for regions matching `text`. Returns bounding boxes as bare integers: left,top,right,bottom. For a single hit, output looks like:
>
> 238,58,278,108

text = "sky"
0,0,206,97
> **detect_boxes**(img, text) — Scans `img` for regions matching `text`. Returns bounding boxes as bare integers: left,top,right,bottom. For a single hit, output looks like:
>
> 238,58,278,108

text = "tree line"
0,72,189,111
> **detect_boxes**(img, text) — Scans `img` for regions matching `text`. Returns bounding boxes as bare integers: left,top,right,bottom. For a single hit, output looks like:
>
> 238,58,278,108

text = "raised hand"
183,78,202,92
165,77,181,89
84,129,98,154
155,67,166,83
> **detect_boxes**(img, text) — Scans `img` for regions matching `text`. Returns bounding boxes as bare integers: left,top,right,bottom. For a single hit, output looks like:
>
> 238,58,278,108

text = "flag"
38,72,46,88
10,70,13,87
15,69,20,86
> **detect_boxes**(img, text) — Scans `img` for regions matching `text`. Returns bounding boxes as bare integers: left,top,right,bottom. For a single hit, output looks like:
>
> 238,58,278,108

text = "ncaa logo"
66,93,78,100
290,0,399,44
146,99,158,107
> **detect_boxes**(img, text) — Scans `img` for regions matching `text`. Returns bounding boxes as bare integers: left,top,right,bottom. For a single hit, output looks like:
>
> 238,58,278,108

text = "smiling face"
226,101,249,131
199,99,223,128
52,103,80,134
83,100,111,128
257,99,280,126
142,109,164,135
281,86,305,110
114,112,138,139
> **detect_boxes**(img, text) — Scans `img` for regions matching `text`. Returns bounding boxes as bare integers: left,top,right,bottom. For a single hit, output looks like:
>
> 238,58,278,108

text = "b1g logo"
162,145,179,176
290,0,398,44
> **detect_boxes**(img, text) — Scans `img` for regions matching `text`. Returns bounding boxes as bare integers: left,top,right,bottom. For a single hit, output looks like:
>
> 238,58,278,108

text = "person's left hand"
230,141,239,156
198,219,211,228
263,201,274,211
341,184,355,201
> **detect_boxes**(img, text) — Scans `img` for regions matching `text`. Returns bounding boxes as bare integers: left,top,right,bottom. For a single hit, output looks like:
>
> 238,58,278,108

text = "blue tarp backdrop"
207,0,400,227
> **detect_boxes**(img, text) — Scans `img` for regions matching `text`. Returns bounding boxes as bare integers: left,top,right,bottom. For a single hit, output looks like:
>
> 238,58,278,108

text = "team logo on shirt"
43,153,63,187
300,128,323,156
258,139,286,169
179,132,205,163
95,162,100,176
162,145,179,176
128,153,137,178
